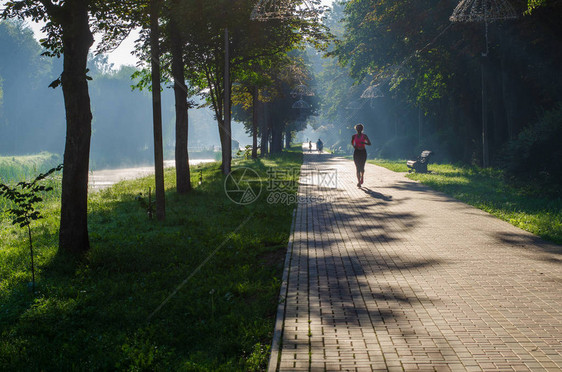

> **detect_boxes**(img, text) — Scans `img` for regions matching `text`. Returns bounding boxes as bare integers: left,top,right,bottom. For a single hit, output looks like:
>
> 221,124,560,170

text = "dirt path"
88,159,215,191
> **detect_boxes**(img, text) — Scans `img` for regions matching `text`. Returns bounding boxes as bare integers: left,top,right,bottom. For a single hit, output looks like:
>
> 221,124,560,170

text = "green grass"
369,159,562,244
368,158,409,173
0,152,62,183
0,147,302,371
0,153,63,219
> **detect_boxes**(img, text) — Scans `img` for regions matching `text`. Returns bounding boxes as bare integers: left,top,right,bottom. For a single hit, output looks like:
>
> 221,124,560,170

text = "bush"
499,104,562,194
378,129,460,162
416,127,461,164
379,136,418,159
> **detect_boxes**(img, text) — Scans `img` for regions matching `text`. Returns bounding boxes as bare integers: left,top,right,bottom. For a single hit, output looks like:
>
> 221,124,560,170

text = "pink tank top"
353,134,366,149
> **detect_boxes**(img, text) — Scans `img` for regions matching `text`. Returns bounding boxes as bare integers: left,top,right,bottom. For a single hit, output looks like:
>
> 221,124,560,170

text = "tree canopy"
318,0,562,166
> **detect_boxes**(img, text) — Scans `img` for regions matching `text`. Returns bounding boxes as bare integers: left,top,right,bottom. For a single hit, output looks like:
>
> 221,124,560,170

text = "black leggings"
354,149,367,173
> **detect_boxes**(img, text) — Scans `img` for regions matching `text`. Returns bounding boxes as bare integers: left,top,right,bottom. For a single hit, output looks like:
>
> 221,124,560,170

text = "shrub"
379,136,417,159
499,104,562,194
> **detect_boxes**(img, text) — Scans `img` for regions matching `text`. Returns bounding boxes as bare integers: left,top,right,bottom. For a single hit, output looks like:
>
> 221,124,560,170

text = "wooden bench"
406,150,433,173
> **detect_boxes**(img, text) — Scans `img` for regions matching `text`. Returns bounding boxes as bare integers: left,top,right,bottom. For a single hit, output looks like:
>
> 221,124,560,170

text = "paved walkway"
269,152,562,371
87,159,213,191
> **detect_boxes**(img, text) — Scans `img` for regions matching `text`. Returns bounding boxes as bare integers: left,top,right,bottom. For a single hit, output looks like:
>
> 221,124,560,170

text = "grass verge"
369,159,562,244
0,152,62,183
0,153,63,219
0,147,302,371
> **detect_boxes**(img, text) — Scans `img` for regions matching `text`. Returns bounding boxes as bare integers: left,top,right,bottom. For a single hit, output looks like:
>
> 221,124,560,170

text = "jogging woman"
351,124,371,187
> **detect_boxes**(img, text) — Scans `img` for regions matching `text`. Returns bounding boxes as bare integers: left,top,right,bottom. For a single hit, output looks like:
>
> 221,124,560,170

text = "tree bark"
285,128,291,149
418,106,423,145
252,86,258,159
500,38,516,141
481,54,489,168
260,102,269,157
150,0,165,220
28,225,35,292
221,27,232,175
58,0,94,254
270,118,283,154
170,14,191,193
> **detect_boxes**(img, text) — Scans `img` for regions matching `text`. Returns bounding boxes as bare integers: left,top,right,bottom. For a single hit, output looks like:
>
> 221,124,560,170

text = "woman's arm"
364,135,372,146
351,134,356,148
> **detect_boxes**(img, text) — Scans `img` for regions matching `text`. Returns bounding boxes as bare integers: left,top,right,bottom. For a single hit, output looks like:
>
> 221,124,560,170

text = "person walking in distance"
351,123,371,187
316,138,323,153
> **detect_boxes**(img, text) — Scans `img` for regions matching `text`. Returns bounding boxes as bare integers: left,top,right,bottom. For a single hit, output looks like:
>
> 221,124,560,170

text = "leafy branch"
0,164,63,292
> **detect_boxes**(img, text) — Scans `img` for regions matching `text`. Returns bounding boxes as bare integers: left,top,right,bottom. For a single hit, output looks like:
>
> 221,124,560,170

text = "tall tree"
232,54,317,154
127,1,189,196
150,0,165,220
57,0,95,252
3,0,95,254
324,0,562,165
251,85,259,158
2,0,139,253
173,0,329,173
168,1,191,193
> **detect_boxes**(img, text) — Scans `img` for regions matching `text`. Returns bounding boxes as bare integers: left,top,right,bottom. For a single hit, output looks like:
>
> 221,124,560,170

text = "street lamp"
291,83,314,109
250,0,321,21
291,83,314,99
450,0,518,167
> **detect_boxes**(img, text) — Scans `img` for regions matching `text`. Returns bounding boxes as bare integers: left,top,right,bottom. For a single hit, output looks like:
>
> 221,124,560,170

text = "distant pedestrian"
309,141,312,152
351,123,371,187
316,138,323,152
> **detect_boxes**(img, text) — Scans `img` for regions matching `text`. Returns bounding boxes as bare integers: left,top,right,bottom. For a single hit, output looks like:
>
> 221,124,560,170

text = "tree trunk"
270,120,283,154
58,0,94,254
28,225,35,292
150,0,165,220
481,55,489,168
252,86,258,159
285,129,291,149
170,14,191,193
500,38,516,141
221,27,232,175
418,106,423,145
260,102,269,156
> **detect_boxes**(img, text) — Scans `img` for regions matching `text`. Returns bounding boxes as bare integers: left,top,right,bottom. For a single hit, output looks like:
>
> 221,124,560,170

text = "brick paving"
268,152,562,372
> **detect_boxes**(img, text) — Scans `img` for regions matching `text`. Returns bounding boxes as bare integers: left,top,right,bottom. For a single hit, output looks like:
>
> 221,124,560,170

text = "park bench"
406,150,433,173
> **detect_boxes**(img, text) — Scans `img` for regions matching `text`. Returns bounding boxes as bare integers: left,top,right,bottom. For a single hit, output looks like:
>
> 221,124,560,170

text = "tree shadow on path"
360,187,392,201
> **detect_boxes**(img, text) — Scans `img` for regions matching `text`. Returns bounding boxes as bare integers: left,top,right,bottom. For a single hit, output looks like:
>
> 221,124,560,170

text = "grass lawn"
0,147,302,371
369,159,562,244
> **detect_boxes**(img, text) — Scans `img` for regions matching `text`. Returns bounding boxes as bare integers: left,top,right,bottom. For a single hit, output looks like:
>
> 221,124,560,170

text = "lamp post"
360,84,384,107
450,0,518,167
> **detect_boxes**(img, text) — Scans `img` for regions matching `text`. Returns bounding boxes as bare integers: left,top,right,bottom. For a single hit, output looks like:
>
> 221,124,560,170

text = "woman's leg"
358,150,367,185
354,150,361,186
